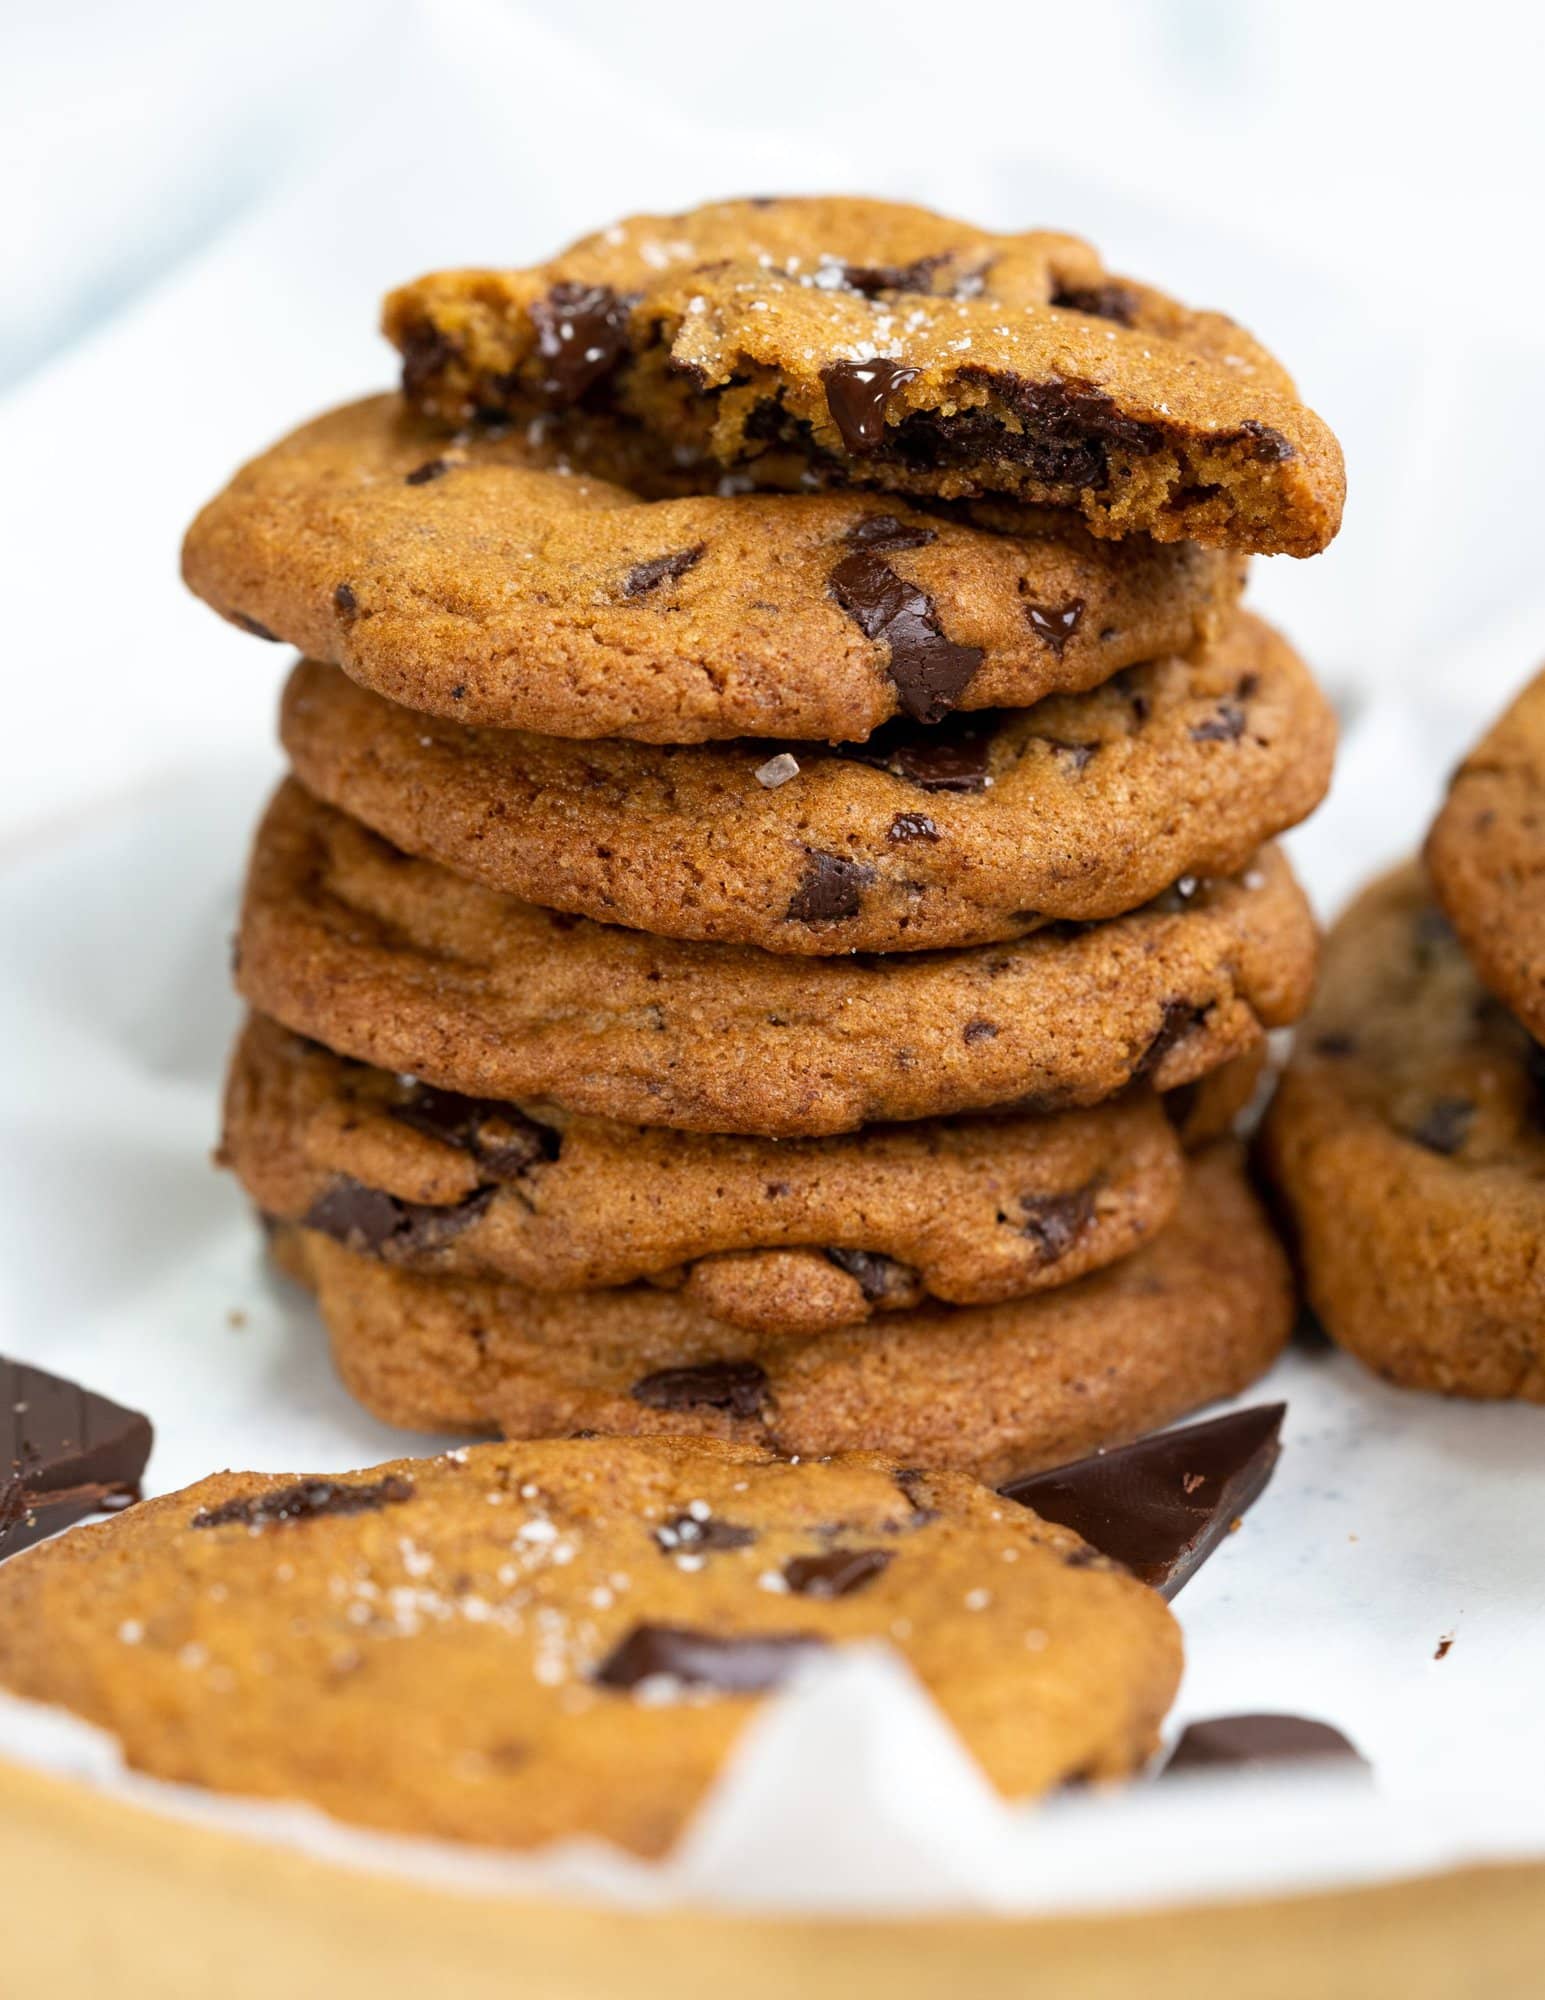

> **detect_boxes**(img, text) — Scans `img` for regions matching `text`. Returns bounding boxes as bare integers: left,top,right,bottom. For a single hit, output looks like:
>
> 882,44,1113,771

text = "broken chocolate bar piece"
1163,1712,1367,1775
0,1357,153,1559
998,1402,1284,1598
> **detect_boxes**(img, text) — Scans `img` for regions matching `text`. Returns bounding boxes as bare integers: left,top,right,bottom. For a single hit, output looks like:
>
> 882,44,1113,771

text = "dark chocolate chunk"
302,1177,494,1259
1019,1185,1096,1264
389,1084,558,1179
822,357,921,453
824,1246,909,1304
528,283,630,405
593,1624,828,1694
404,457,451,486
845,514,936,554
1409,1096,1475,1156
231,611,280,642
1050,282,1142,327
332,582,359,619
1190,701,1248,744
1221,420,1296,464
841,255,953,299
784,1548,892,1598
398,323,460,399
1135,999,1206,1078
630,1361,769,1420
1024,597,1086,655
838,712,997,792
621,543,706,599
653,1513,757,1556
829,548,985,724
932,369,1166,487
0,1359,153,1560
999,1403,1285,1599
193,1474,414,1531
787,849,868,924
888,811,940,843
1163,1713,1366,1776
963,1018,999,1045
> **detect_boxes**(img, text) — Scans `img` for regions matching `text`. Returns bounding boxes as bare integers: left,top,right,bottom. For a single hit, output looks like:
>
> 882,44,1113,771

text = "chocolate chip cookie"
224,1013,1202,1332
384,196,1344,556
0,1435,1181,1856
1426,663,1545,1041
239,781,1317,1137
1260,863,1545,1399
279,611,1332,955
181,394,1247,743
274,1143,1292,1482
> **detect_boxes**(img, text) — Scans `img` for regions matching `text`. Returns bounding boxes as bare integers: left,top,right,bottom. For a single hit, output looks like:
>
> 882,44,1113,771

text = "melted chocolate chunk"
653,1513,757,1555
888,811,940,844
838,712,997,792
999,1403,1285,1599
1221,420,1296,464
787,849,868,924
1135,999,1206,1078
1050,282,1142,327
829,549,985,724
193,1474,414,1531
332,582,359,619
621,543,706,599
528,283,631,405
784,1548,893,1598
404,457,450,486
630,1361,769,1420
896,369,1166,488
824,1246,908,1304
1410,1097,1475,1157
390,1084,559,1179
1163,1713,1366,1776
1024,596,1086,655
399,323,460,399
845,514,936,554
231,612,279,642
822,357,921,453
0,1359,152,1560
302,1178,494,1259
841,254,954,299
1190,701,1248,744
1019,1185,1096,1264
594,1624,828,1694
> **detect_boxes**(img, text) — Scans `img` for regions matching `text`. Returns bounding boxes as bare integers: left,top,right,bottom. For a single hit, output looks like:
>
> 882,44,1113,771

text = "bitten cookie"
384,196,1344,556
275,1143,1294,1482
237,780,1318,1137
1426,663,1545,1042
280,611,1334,955
0,1436,1182,1856
1260,863,1545,1399
182,394,1248,743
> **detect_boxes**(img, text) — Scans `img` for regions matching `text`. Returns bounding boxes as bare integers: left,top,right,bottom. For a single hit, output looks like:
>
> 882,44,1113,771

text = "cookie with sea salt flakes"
280,610,1333,956
1426,662,1545,1042
237,780,1318,1138
223,1013,1211,1336
274,1142,1293,1484
0,1435,1183,1856
1259,862,1545,1401
383,195,1344,557
181,393,1246,743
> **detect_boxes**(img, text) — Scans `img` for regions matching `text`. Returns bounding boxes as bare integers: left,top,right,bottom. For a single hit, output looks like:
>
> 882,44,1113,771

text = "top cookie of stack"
184,197,1340,1478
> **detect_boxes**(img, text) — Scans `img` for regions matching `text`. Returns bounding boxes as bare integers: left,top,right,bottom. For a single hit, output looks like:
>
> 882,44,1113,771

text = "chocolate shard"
388,1084,558,1179
193,1474,414,1531
1163,1713,1367,1776
787,849,869,924
784,1548,892,1598
621,543,706,599
593,1623,828,1694
653,1513,757,1555
630,1361,769,1420
1050,282,1142,327
999,1403,1285,1599
845,514,936,554
822,357,921,453
829,549,985,724
302,1177,494,1259
838,713,997,792
0,1359,153,1560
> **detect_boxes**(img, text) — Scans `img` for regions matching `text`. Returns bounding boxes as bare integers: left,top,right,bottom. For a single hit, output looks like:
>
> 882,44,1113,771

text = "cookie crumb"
1434,1633,1454,1661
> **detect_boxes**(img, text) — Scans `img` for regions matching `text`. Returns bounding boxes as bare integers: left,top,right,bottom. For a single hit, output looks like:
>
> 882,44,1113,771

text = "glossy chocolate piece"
0,1358,152,1559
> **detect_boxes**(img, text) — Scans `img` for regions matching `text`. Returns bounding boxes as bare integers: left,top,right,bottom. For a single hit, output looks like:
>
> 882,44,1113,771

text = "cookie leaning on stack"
186,195,1344,1473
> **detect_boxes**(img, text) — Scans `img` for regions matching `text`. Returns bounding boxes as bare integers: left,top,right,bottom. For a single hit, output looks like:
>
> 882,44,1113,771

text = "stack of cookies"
1264,667,1545,1402
185,198,1345,1482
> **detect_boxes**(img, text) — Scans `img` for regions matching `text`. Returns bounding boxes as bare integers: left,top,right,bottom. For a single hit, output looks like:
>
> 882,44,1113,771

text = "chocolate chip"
1019,1185,1096,1264
888,811,940,843
787,849,868,924
845,514,936,554
1312,1032,1358,1057
302,1178,494,1259
1135,999,1206,1078
939,368,1166,487
1024,597,1086,655
399,323,460,399
839,713,997,791
963,1018,999,1045
231,612,280,642
621,543,706,599
653,1514,757,1555
630,1362,769,1420
822,357,921,453
528,283,630,405
999,1403,1285,1599
1050,282,1142,326
332,582,358,619
830,549,984,724
1163,1713,1366,1776
193,1474,414,1531
1221,420,1296,464
593,1624,827,1693
404,457,451,486
784,1549,892,1598
823,1247,908,1304
0,1358,153,1560
389,1085,558,1179
1191,702,1248,744
841,255,953,299
1410,1097,1474,1156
